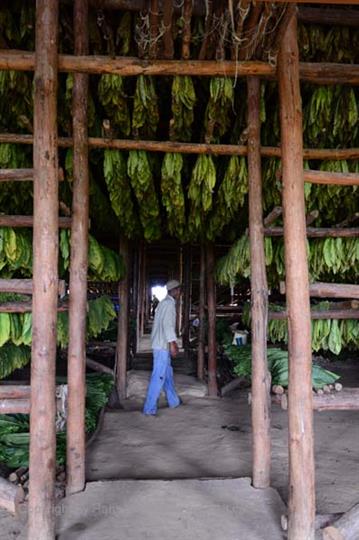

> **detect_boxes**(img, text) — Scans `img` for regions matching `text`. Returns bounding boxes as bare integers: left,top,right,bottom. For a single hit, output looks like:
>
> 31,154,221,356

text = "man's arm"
169,340,179,358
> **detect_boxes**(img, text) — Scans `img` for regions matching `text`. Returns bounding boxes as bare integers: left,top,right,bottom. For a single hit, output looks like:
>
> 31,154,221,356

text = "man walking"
143,280,182,416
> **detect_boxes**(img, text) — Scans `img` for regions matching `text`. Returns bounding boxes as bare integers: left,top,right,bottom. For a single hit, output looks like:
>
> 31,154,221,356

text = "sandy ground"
55,478,286,540
1,361,359,538
86,390,359,515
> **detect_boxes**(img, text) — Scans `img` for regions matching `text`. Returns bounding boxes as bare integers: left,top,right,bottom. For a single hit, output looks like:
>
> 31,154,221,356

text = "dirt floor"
86,387,359,515
1,361,359,539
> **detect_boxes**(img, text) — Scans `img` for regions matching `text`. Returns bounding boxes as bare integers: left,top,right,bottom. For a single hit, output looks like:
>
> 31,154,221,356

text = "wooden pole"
0,279,65,296
0,216,71,228
280,281,359,300
162,0,174,59
247,76,271,488
269,308,359,320
303,169,359,186
86,357,114,376
2,50,359,84
278,15,315,540
149,0,159,59
1,132,359,161
206,242,218,397
135,242,143,353
140,244,147,338
197,243,206,381
280,388,359,412
263,206,282,227
182,245,191,358
28,1,59,538
0,168,63,182
66,0,359,14
66,0,89,497
0,385,31,399
265,227,359,238
181,0,193,60
116,236,130,400
0,301,68,313
0,169,34,181
0,399,30,414
298,6,359,26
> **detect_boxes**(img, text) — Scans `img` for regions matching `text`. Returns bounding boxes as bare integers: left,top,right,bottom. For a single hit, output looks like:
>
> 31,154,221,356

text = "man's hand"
169,341,179,358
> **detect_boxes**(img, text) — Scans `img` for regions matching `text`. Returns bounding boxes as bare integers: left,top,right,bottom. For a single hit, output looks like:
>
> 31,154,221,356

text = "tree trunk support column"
66,0,89,496
28,1,59,539
206,243,218,396
182,245,191,359
116,236,130,400
247,76,271,489
278,15,315,540
197,243,206,380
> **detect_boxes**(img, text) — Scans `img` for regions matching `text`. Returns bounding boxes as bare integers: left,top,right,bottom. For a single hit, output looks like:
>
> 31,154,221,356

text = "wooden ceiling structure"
0,1,358,540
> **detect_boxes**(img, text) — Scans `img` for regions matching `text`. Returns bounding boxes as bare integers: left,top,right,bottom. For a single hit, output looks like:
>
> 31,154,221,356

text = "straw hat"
166,279,181,292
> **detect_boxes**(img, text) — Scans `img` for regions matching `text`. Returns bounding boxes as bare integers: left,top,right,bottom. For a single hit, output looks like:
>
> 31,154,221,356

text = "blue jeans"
143,349,180,415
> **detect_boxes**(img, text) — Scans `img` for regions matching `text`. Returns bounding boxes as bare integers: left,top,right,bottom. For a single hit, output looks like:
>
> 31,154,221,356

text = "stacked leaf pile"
224,344,340,389
0,373,114,468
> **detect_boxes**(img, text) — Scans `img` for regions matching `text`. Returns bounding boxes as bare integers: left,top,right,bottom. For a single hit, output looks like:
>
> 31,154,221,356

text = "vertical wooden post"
197,243,206,380
135,243,143,353
116,236,130,400
278,15,315,540
66,0,89,496
28,1,59,539
140,244,146,338
182,245,191,357
247,76,271,489
206,242,218,396
177,247,184,337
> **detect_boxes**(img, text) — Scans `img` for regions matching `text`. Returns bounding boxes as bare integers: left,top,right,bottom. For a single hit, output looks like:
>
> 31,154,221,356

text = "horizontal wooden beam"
0,215,71,228
280,388,359,412
85,0,207,15
1,50,359,84
261,0,359,4
0,168,64,182
0,385,31,399
304,169,359,186
0,301,68,313
0,168,34,181
0,133,359,161
66,0,359,15
0,279,66,296
269,308,359,320
264,227,359,238
280,281,359,300
0,398,30,414
298,7,359,27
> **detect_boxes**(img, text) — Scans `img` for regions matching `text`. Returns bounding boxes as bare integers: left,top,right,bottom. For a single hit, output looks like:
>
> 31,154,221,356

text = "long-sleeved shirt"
151,294,177,350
